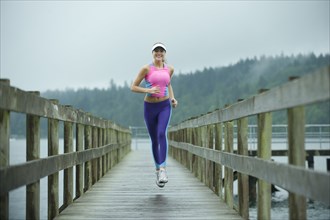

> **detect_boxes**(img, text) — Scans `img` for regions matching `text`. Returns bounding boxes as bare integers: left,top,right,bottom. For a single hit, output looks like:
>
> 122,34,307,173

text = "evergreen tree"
10,53,330,137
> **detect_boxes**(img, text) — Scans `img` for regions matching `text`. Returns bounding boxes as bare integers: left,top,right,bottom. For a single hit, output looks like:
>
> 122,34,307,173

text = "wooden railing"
0,80,131,220
168,67,330,220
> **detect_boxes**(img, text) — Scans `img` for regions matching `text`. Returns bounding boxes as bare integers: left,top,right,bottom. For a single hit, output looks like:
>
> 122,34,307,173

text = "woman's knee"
158,132,166,141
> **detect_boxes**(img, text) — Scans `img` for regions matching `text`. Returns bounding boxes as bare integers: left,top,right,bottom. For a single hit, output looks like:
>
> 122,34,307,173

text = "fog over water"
1,1,329,91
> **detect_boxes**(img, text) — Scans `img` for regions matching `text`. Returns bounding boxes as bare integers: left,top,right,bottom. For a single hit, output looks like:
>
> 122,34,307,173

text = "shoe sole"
156,180,165,188
159,179,168,184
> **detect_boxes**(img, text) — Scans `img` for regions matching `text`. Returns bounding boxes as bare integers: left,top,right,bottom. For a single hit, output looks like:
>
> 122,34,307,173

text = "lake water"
7,138,330,220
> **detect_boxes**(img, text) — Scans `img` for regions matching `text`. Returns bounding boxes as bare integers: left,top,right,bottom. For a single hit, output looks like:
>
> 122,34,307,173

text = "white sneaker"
155,171,165,188
158,169,168,184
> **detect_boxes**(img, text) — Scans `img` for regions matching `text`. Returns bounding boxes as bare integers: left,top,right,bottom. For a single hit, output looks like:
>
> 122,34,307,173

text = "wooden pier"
168,67,330,219
55,148,241,220
1,67,329,220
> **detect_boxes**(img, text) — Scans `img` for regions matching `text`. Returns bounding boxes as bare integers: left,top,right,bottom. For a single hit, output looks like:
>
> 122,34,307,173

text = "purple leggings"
144,99,172,169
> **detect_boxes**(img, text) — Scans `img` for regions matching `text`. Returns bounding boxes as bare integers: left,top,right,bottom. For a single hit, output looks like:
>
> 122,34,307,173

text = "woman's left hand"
171,98,178,108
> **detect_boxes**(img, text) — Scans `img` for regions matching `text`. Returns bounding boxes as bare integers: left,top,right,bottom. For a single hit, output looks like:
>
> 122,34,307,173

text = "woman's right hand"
148,86,160,95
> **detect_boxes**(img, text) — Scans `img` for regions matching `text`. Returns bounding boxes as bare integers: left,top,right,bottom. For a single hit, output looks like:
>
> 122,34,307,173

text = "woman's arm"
168,65,178,108
130,65,160,95
168,84,177,108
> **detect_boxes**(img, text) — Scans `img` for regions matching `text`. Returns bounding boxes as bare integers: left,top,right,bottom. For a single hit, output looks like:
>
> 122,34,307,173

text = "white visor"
152,43,166,52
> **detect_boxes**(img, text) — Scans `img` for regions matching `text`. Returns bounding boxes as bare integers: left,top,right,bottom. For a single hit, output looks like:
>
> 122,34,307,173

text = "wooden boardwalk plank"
55,148,242,220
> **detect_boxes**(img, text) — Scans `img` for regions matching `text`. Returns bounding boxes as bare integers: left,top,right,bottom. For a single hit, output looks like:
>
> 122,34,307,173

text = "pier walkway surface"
55,148,242,220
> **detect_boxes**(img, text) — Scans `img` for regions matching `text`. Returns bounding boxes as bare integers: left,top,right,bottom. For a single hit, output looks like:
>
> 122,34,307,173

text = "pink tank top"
145,64,171,98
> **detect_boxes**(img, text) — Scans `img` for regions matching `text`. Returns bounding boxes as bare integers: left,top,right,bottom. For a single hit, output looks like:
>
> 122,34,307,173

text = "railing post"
288,105,306,220
48,99,59,220
92,126,98,185
237,116,249,219
200,125,207,184
114,130,119,166
206,124,214,190
174,130,179,161
224,120,234,208
105,126,109,172
179,129,183,166
26,91,40,220
84,125,92,191
117,130,121,162
196,126,204,182
187,128,193,171
214,123,223,198
191,127,198,178
75,123,84,199
181,129,185,165
176,129,181,163
63,118,73,208
257,90,272,220
0,79,10,220
179,129,183,162
185,128,189,169
100,128,106,177
107,127,111,171
182,128,188,168
168,130,172,157
118,129,123,162
110,128,115,168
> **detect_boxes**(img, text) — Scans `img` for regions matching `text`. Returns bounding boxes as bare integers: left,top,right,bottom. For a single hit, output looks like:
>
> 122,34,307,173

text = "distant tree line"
10,53,330,137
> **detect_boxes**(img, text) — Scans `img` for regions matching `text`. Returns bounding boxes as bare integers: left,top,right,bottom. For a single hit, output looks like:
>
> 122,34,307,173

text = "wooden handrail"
0,81,130,133
0,80,131,220
168,66,330,220
0,142,129,195
168,140,330,205
169,66,329,131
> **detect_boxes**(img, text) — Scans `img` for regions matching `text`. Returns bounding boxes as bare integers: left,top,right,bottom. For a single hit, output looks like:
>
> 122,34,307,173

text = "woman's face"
152,47,166,62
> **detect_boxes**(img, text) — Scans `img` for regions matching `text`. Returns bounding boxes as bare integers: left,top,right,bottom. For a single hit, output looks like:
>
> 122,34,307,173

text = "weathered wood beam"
169,67,329,131
169,140,330,206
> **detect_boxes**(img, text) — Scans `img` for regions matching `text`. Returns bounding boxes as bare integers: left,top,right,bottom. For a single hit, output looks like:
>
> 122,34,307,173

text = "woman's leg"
144,100,172,170
156,103,172,169
144,102,159,168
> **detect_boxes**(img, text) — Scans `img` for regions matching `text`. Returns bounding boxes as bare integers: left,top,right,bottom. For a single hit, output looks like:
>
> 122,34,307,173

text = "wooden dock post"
187,127,193,172
191,127,198,179
237,115,249,219
63,117,73,209
0,78,10,220
182,128,187,169
99,127,104,178
197,126,204,183
75,123,84,199
200,125,206,184
92,126,98,185
224,120,234,208
257,89,272,220
288,105,307,220
48,99,59,220
84,125,92,191
214,123,223,198
207,124,214,190
106,126,110,171
26,91,41,220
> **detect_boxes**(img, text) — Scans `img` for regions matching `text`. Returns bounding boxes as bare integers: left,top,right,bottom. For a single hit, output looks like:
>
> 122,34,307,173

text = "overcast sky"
1,1,329,92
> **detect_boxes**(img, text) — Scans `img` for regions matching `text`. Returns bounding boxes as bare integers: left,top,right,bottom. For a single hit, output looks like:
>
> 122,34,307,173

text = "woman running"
131,42,178,187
